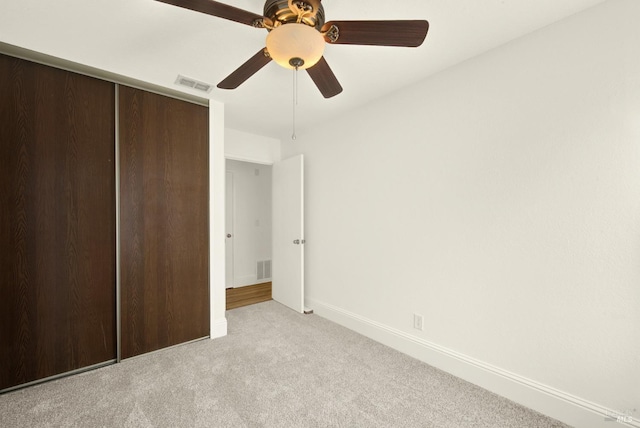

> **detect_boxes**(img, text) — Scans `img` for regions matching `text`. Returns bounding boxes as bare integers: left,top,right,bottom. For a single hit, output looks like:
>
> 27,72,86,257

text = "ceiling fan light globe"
266,23,325,70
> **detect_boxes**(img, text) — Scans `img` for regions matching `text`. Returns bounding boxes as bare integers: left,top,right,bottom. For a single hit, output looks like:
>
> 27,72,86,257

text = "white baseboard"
306,298,638,428
211,317,228,339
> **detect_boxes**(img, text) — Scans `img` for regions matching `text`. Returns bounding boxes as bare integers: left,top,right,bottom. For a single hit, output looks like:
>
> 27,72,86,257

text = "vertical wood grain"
0,54,116,390
119,86,209,359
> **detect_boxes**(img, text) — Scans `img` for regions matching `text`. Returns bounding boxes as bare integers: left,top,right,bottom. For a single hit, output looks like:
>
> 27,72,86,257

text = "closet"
0,53,209,391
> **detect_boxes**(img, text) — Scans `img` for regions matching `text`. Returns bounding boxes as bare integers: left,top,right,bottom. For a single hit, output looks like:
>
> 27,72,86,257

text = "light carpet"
0,301,570,427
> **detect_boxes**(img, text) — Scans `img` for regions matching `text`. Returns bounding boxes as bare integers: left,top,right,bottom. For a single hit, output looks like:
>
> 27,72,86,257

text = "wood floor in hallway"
226,282,272,310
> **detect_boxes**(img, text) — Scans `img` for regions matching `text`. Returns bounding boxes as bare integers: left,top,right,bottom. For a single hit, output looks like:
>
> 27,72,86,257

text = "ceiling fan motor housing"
263,0,325,29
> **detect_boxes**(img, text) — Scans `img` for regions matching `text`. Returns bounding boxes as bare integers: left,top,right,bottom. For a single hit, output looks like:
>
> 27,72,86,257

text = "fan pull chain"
292,66,298,140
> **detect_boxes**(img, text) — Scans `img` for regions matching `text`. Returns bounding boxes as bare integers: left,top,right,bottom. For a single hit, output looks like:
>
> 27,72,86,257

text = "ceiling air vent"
175,75,213,93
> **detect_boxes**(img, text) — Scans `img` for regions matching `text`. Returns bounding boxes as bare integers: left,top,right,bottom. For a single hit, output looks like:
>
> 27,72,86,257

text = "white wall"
225,128,281,165
210,100,227,339
283,0,640,426
226,160,273,287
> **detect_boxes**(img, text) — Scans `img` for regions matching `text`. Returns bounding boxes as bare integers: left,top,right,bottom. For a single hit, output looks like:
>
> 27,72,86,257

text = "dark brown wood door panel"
0,54,116,390
119,86,209,359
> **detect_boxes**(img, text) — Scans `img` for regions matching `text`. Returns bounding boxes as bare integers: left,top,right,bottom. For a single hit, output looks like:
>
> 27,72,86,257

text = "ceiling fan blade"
217,49,272,90
322,20,429,47
156,0,265,27
306,57,343,99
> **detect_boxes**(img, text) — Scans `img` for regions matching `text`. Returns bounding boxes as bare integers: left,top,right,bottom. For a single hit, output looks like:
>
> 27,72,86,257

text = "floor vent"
175,75,213,93
257,260,272,281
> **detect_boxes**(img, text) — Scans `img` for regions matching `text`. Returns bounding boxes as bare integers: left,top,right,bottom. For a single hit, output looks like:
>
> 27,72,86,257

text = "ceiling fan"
156,0,429,98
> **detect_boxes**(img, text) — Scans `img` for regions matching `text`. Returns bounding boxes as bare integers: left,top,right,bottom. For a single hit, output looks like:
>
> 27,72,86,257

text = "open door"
272,155,304,313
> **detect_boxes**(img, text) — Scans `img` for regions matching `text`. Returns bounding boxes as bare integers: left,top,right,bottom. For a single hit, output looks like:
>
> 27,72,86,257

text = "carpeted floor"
0,301,570,427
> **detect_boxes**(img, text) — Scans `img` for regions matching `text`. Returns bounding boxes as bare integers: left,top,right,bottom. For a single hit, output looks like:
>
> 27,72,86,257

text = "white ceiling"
0,0,607,140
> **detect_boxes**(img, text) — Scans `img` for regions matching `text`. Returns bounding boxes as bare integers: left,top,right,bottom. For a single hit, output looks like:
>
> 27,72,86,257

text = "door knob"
227,234,232,238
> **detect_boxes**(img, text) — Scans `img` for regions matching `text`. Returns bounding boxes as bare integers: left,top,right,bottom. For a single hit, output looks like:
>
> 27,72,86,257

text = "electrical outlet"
413,314,424,331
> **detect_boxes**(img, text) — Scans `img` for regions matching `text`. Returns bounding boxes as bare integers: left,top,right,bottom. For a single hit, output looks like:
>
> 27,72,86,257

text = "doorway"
225,160,273,301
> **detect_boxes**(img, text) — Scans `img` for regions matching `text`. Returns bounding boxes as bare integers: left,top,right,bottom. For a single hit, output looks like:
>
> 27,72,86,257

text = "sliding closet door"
119,86,209,359
0,55,116,390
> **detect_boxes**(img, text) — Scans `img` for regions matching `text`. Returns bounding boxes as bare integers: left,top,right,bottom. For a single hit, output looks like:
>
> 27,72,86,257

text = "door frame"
223,155,279,292
225,170,235,289
216,135,285,335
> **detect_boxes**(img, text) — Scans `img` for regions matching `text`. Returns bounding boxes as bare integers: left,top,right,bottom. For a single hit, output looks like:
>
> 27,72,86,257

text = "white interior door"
272,155,304,313
225,171,234,289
